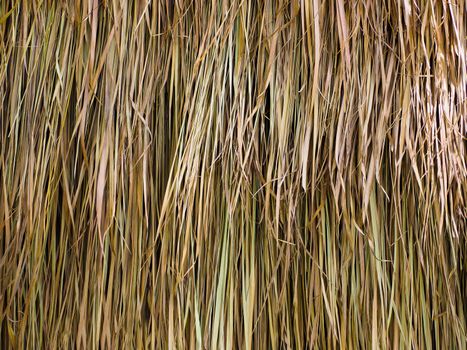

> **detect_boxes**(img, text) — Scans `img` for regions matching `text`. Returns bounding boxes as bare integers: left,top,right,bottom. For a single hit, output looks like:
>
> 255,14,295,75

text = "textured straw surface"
0,0,466,348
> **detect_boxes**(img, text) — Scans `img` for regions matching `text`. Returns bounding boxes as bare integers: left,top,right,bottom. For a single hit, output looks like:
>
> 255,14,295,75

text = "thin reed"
0,0,466,348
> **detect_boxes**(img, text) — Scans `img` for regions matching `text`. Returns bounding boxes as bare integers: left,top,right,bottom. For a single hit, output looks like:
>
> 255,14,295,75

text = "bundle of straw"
0,0,465,348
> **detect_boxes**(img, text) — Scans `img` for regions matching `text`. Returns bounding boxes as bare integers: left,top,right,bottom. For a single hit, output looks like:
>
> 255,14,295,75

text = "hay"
0,0,466,348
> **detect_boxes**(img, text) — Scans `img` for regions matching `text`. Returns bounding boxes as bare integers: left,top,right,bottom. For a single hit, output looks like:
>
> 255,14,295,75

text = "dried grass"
0,0,466,348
